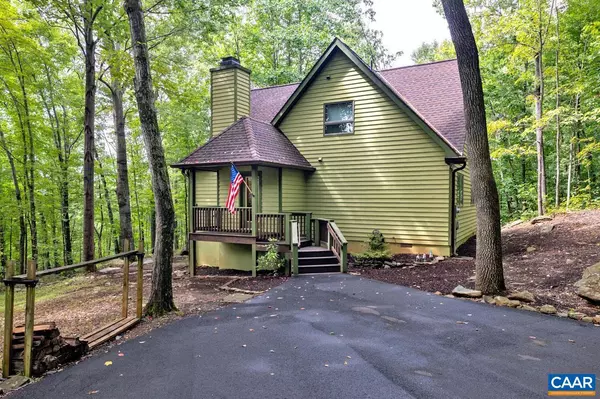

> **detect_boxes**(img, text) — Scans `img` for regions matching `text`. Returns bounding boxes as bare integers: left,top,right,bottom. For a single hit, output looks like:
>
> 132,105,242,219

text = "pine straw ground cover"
352,210,600,317
0,257,286,374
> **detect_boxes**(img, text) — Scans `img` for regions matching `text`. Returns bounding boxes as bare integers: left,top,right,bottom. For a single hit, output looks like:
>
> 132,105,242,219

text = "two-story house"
172,38,475,276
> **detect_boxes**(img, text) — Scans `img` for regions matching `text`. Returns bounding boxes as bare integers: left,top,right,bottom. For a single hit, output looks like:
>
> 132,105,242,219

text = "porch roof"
172,116,314,171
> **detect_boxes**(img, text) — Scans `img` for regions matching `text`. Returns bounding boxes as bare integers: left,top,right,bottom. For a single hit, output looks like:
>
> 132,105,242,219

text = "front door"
319,220,329,248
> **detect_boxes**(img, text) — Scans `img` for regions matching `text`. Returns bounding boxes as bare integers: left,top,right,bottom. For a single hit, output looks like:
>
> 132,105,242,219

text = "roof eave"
170,160,315,172
271,38,461,157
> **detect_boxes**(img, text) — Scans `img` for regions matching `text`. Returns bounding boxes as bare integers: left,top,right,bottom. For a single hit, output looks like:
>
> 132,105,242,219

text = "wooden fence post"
136,241,144,319
3,261,15,377
23,260,36,378
122,239,130,318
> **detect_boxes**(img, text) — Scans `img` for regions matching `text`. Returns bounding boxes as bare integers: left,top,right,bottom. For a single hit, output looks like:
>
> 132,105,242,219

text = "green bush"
368,229,386,251
353,249,391,262
257,238,285,272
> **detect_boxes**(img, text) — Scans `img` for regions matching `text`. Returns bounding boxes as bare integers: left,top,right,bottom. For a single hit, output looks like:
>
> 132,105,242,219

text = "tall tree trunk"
554,6,561,208
441,0,505,294
95,150,120,254
125,0,176,316
534,51,546,215
82,0,98,268
51,217,59,268
0,129,27,274
106,73,134,251
0,221,5,272
566,93,579,211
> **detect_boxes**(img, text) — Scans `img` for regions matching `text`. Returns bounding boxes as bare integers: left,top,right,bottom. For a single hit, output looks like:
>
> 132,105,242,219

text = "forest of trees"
422,0,600,222
0,0,598,276
0,0,393,274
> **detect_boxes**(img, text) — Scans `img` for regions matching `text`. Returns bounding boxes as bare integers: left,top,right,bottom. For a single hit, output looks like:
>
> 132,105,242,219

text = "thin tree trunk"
534,51,546,215
554,6,561,208
0,129,26,274
125,0,177,316
82,0,98,267
95,150,120,254
103,71,134,251
41,63,74,266
51,217,60,267
441,0,505,294
0,221,5,272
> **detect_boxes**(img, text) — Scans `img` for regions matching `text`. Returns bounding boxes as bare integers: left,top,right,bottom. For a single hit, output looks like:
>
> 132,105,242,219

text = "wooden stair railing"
327,221,348,273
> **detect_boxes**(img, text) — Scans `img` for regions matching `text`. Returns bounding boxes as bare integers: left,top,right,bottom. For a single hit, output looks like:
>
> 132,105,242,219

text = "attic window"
324,101,354,135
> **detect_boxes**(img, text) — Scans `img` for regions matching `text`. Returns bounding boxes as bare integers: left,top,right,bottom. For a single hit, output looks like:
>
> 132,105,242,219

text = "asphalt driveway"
13,274,599,398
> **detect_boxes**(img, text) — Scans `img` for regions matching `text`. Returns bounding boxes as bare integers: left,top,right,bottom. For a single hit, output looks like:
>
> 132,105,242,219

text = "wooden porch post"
136,240,144,319
188,171,196,276
251,165,258,277
122,239,130,318
2,261,14,378
23,260,36,378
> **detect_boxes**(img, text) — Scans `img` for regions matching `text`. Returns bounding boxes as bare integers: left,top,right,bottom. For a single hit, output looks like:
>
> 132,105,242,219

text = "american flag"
225,164,244,213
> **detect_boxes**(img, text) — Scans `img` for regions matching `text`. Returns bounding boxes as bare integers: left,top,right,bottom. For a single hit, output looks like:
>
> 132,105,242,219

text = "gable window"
324,101,354,135
457,174,464,207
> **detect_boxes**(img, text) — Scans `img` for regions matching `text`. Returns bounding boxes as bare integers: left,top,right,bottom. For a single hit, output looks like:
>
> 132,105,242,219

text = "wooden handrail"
13,249,140,279
5,242,146,378
290,220,299,277
327,221,348,273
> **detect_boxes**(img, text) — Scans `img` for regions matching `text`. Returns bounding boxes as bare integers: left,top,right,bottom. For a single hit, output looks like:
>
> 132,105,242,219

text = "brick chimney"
210,57,251,137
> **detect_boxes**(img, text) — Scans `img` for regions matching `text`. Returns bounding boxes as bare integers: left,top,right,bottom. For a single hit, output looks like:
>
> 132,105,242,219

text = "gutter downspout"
445,157,467,256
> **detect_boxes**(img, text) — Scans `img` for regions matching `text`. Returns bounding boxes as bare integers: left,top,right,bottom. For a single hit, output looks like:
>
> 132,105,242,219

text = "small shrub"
353,230,391,268
368,229,386,252
257,238,285,273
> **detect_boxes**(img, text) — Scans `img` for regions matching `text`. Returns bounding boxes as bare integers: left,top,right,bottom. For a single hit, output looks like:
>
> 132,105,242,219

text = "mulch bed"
351,210,600,316
228,276,288,292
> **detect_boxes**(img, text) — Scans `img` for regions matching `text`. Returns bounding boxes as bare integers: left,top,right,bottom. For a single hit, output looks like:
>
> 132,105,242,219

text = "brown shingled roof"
250,55,466,153
250,83,299,123
378,60,466,151
172,116,313,170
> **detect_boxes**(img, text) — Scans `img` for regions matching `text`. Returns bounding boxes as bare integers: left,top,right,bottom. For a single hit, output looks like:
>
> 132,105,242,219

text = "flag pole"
232,162,255,197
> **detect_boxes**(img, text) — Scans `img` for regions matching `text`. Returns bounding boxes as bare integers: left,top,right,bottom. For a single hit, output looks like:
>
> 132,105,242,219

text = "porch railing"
193,207,252,234
256,213,285,241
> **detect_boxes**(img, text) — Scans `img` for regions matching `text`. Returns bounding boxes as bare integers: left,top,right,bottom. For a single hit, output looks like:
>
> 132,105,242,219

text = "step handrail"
290,220,299,276
327,221,348,273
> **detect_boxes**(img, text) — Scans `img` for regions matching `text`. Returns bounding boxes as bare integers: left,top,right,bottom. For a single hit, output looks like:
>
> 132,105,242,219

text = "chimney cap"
210,56,251,74
220,56,241,67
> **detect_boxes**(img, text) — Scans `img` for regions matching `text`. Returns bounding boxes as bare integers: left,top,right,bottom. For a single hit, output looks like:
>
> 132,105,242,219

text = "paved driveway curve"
14,274,599,399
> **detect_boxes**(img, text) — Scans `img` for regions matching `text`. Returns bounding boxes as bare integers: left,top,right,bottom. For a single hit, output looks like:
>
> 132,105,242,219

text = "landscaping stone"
0,376,30,394
593,315,600,324
566,259,575,265
531,215,553,224
582,316,594,323
539,305,557,314
574,262,600,304
494,296,511,306
519,305,538,312
526,246,536,253
507,300,521,308
568,310,586,320
540,224,555,234
384,265,391,269
557,312,569,318
483,295,496,304
508,291,535,303
451,285,482,298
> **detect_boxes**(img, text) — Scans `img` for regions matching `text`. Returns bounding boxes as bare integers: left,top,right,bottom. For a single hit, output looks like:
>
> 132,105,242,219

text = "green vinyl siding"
279,50,451,248
281,168,306,212
259,166,279,213
194,171,218,206
456,166,476,247
211,67,250,136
